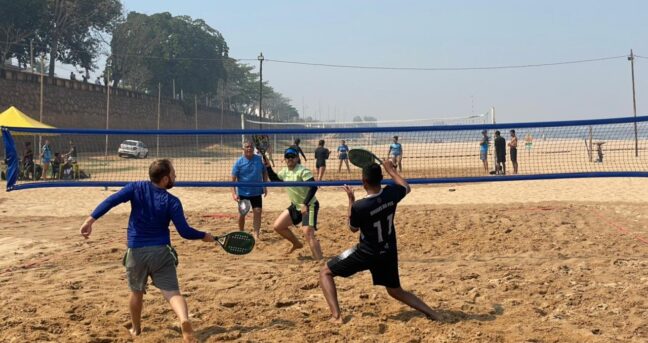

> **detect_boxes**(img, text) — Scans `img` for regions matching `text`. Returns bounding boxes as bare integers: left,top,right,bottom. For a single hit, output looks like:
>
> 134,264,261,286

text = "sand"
1,178,648,342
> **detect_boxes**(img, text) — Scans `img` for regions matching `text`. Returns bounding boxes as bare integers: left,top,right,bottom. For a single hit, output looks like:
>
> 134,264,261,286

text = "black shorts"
316,160,326,168
239,195,262,208
496,153,506,163
287,201,319,229
327,246,401,288
510,148,517,163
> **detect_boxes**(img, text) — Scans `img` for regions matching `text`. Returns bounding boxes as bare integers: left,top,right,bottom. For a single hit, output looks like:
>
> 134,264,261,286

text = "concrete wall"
0,68,250,130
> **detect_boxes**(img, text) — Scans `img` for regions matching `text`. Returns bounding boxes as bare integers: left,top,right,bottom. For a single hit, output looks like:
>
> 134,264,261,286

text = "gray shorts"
123,245,179,292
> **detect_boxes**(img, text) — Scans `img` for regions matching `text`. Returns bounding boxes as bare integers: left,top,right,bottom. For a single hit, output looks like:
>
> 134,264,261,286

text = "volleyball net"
244,108,494,129
2,115,648,191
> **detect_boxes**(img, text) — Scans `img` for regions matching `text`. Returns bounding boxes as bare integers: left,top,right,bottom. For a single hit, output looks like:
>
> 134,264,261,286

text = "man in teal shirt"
231,141,268,240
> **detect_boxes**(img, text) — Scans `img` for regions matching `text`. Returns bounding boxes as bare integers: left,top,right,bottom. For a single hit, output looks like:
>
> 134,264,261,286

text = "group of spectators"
22,140,78,180
479,129,520,175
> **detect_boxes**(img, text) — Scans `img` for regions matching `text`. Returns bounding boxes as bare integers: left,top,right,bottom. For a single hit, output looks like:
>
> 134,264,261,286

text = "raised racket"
215,231,255,255
253,134,275,167
348,148,383,169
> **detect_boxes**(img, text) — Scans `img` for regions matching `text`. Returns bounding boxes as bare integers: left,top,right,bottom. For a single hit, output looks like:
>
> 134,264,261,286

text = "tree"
0,0,47,67
111,12,227,97
43,0,122,76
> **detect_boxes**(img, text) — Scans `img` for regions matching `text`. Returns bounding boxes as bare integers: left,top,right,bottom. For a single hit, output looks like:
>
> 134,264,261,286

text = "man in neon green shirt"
266,148,323,260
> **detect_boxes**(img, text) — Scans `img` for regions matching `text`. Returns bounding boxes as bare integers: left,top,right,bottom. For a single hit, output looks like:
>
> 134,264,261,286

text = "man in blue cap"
265,147,323,260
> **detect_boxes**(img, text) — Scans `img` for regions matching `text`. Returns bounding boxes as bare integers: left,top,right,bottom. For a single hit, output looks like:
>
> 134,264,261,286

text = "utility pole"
105,59,111,160
195,95,199,151
39,54,44,123
258,52,264,129
628,49,638,157
30,40,34,73
157,82,161,157
38,54,44,176
471,95,474,116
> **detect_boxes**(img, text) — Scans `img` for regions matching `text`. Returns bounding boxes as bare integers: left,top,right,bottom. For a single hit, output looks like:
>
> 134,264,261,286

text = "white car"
118,140,148,158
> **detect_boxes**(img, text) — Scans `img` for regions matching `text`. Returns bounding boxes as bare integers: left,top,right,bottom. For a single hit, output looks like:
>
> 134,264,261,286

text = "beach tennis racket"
348,149,383,168
253,134,275,167
214,231,255,255
238,199,252,216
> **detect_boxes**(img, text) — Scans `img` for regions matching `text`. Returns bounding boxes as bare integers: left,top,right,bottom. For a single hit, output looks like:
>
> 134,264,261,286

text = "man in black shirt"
289,138,307,164
319,160,441,323
494,130,506,175
313,140,330,181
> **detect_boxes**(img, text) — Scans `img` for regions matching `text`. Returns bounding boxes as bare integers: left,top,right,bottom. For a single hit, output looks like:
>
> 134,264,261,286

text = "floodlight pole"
628,49,638,157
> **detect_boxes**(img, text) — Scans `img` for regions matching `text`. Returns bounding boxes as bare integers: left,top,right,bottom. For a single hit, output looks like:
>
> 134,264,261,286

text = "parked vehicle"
118,140,148,158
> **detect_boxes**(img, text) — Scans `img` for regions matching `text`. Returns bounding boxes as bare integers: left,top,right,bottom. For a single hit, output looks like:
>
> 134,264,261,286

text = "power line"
265,55,628,71
1,42,634,69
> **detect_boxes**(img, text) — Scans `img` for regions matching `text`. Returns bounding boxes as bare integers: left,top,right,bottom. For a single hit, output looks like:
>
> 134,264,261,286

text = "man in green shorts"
79,159,215,342
265,148,323,260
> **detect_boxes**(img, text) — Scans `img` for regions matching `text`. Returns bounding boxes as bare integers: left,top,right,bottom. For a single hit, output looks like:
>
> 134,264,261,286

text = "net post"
588,126,593,162
240,113,245,146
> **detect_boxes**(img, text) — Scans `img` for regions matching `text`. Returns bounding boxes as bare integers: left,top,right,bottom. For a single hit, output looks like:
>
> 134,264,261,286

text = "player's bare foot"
128,326,141,337
328,315,344,324
181,321,197,343
286,242,303,255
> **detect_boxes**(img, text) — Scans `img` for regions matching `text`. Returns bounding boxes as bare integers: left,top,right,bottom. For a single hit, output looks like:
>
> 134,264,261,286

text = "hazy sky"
121,1,648,123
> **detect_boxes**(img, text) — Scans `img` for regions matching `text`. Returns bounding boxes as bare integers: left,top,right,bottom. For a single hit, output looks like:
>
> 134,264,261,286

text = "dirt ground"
1,179,648,342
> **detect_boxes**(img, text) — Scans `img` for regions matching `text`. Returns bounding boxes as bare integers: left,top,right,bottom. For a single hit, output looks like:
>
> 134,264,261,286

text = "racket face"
348,149,376,168
253,135,270,153
238,199,252,216
220,231,255,255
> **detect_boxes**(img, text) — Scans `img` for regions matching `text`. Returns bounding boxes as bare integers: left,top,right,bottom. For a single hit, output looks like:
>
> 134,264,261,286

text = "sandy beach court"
1,178,647,342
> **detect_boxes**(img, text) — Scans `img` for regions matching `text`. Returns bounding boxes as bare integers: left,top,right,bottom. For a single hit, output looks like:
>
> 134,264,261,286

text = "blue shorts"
480,151,488,161
42,158,51,164
339,154,348,160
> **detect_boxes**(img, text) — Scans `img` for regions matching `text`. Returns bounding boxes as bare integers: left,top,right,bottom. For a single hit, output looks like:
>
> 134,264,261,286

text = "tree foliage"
42,0,122,76
220,60,299,121
111,12,227,97
0,0,47,66
1,3,300,123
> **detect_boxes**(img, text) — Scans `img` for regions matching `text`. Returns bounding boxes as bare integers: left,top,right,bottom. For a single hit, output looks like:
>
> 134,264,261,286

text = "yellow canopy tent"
0,107,57,184
0,106,56,131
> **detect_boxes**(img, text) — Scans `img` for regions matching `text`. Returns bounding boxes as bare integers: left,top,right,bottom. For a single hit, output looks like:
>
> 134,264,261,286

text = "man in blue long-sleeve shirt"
79,159,214,343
